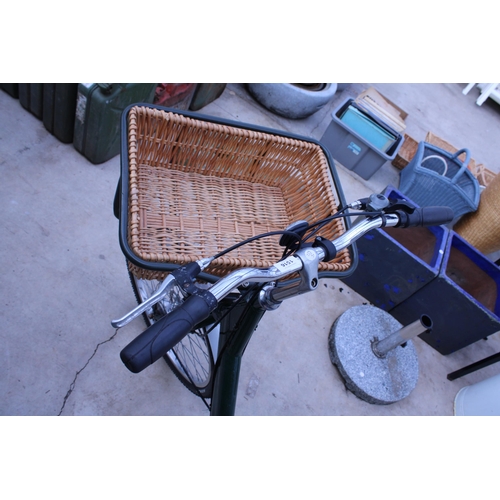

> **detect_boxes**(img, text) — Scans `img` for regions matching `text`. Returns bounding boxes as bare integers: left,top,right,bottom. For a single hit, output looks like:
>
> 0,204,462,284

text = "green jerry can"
19,83,44,119
73,83,157,164
189,83,226,111
43,83,79,144
0,83,20,98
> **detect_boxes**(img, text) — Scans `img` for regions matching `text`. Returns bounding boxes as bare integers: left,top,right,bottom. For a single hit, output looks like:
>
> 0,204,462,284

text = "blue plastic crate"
391,231,500,354
341,186,448,310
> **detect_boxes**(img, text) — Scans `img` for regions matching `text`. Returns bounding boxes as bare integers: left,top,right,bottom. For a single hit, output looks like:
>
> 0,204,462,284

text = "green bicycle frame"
209,292,267,416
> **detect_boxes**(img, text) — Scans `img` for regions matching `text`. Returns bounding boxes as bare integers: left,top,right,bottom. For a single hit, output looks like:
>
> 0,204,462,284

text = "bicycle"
112,196,453,415
112,104,454,416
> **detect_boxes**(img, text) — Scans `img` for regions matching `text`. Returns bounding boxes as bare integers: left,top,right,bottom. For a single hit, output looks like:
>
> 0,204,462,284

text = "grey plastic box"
320,98,404,180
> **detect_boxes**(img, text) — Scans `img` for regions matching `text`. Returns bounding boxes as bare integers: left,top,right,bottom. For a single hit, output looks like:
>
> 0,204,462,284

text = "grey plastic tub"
320,98,404,180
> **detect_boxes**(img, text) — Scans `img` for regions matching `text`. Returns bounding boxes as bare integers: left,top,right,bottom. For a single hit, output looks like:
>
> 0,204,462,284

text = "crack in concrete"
58,329,120,416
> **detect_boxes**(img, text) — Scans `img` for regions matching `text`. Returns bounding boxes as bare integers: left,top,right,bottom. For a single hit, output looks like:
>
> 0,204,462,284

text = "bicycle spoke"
172,332,211,386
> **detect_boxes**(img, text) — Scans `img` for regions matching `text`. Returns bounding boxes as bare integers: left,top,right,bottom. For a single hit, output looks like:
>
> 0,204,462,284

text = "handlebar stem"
260,247,322,308
259,214,400,308
208,255,304,301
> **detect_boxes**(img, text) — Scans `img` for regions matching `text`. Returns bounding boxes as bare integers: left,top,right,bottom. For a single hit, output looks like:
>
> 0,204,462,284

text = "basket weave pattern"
126,106,351,278
424,132,477,171
454,172,500,254
392,133,418,170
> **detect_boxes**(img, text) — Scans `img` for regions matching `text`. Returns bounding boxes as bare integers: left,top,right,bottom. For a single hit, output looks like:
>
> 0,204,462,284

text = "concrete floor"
1,83,500,416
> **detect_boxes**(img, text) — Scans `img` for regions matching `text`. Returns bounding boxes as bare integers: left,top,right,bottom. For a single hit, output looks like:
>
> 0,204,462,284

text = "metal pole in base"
372,315,433,358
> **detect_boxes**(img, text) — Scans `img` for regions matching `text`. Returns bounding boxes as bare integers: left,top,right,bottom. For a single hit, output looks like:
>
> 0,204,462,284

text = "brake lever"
112,257,214,328
111,274,177,328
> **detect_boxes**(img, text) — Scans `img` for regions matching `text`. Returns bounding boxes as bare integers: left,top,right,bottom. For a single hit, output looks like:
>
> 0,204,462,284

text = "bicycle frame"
114,197,455,416
210,294,266,416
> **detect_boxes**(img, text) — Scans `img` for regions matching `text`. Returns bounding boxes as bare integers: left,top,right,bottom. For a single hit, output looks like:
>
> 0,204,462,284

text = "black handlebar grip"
120,291,218,373
396,206,455,228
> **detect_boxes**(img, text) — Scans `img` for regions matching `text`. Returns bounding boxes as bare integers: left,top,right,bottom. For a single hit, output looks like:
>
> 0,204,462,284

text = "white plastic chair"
463,83,500,106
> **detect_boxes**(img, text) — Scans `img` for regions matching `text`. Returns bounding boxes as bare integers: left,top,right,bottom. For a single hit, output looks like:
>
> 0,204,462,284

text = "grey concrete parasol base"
329,305,419,405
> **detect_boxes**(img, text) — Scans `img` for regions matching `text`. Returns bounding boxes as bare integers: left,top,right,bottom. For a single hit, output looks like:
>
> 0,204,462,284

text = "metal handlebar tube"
208,255,304,302
331,213,400,253
261,214,401,307
114,213,402,328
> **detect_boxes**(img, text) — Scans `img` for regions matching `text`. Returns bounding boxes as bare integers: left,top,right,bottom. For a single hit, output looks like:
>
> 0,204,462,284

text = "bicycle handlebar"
394,206,454,228
117,203,454,373
120,290,218,373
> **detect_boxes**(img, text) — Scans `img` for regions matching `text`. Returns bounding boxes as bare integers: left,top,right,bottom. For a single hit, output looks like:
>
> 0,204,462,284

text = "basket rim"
116,103,357,281
413,141,474,170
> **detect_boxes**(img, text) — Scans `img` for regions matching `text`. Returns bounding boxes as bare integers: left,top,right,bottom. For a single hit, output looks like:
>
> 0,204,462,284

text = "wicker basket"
399,142,480,220
119,105,353,280
424,132,477,172
424,132,496,188
473,164,496,188
392,133,418,170
454,172,500,254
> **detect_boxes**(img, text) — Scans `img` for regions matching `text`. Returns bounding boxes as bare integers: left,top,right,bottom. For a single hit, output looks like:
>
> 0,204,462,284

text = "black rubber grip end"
120,291,217,373
397,206,454,228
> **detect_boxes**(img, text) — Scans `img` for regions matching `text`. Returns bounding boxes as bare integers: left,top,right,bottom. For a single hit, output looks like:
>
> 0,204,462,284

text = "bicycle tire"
128,271,217,398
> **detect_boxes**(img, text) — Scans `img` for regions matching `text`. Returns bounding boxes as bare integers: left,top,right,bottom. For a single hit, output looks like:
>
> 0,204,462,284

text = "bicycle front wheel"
128,272,218,398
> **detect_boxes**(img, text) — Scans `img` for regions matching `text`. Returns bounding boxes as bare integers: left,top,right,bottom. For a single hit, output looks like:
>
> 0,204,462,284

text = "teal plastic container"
340,104,397,152
73,83,156,164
